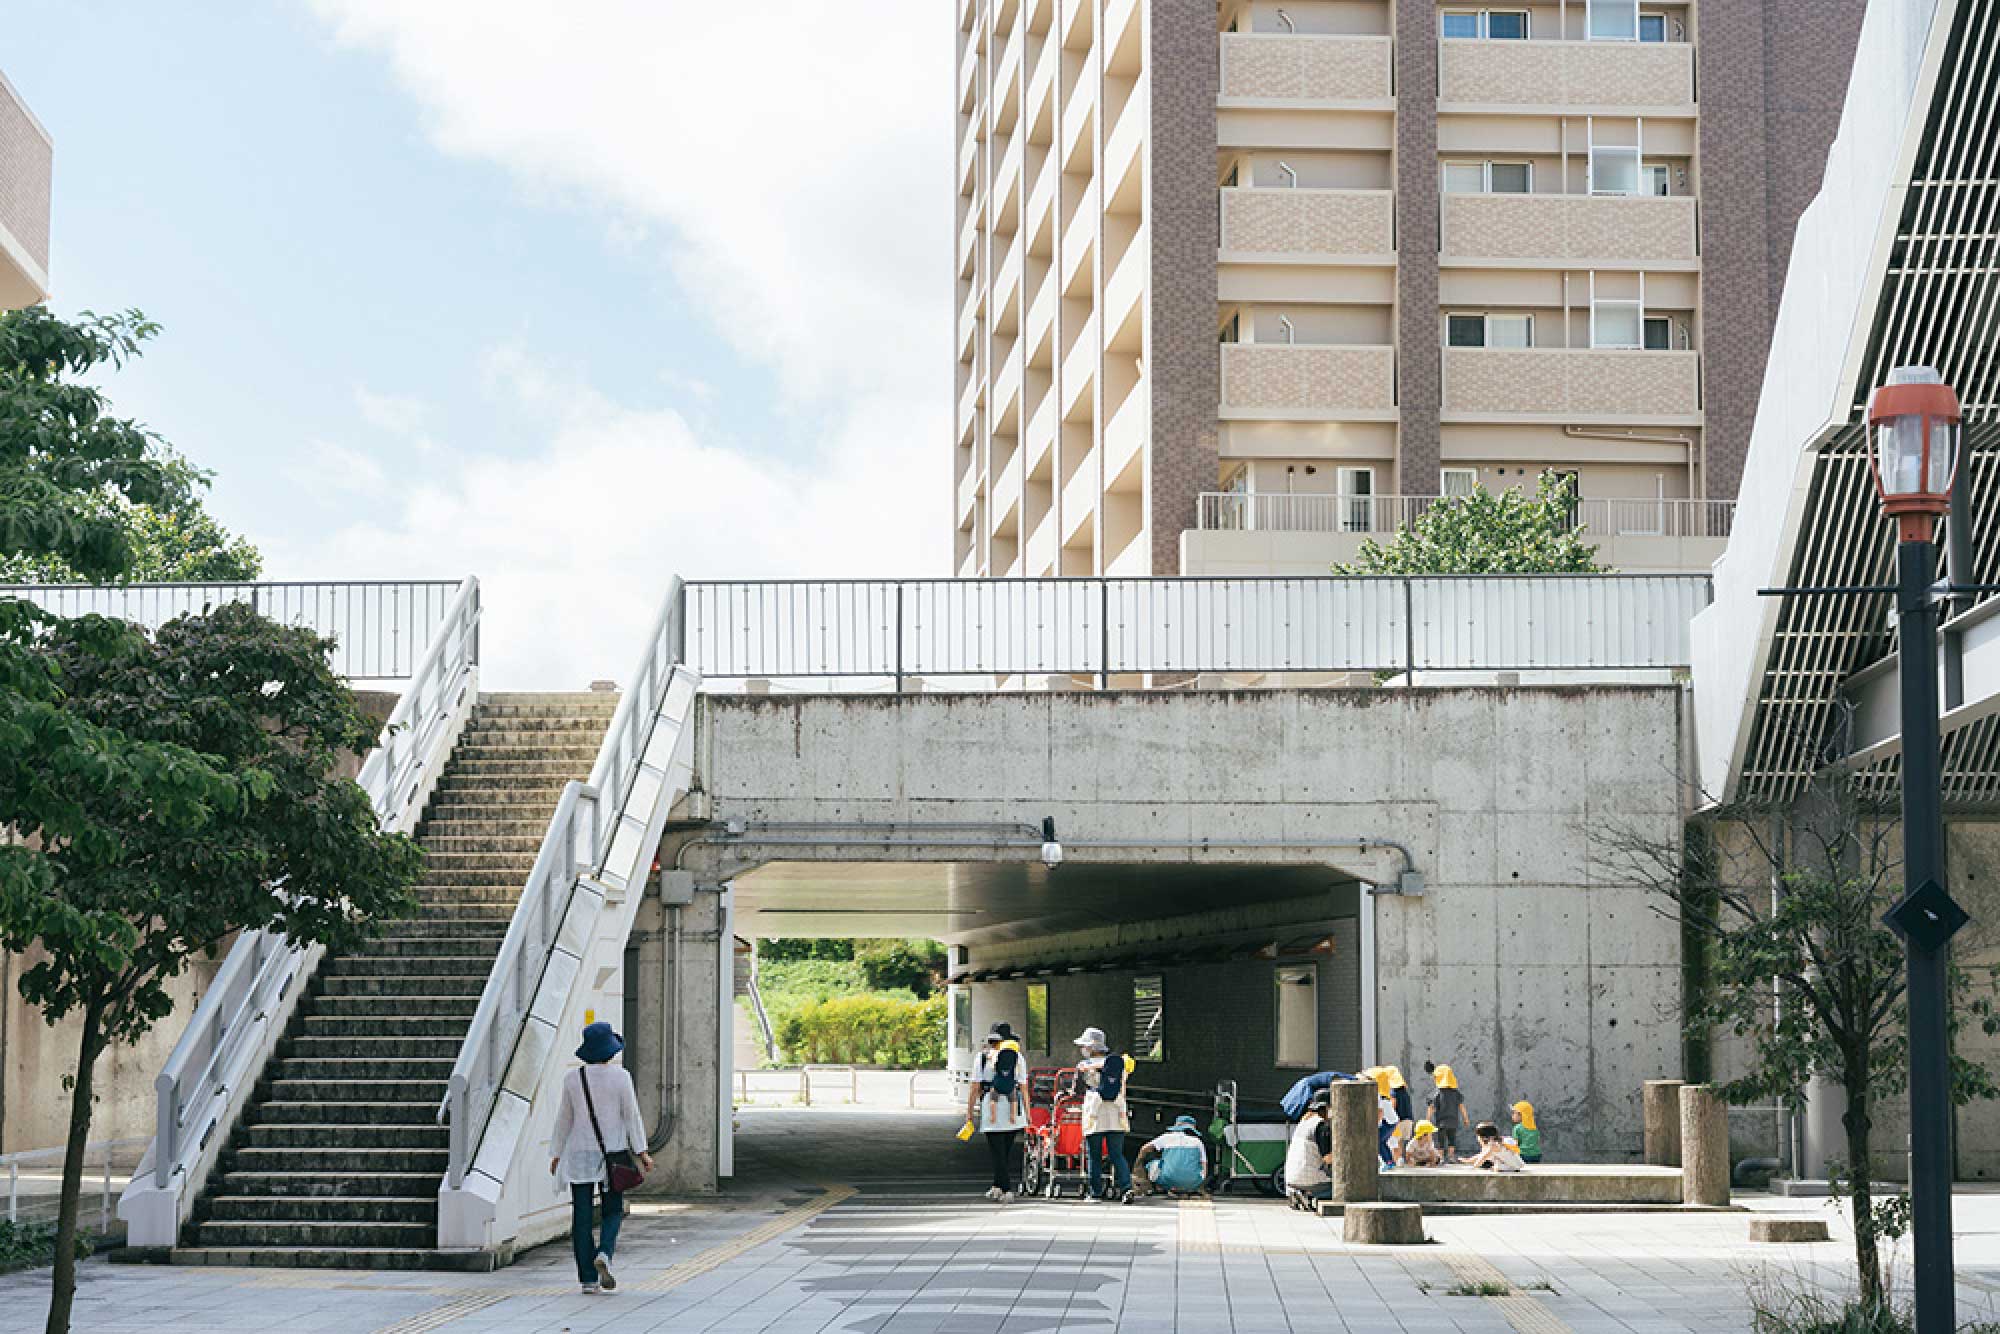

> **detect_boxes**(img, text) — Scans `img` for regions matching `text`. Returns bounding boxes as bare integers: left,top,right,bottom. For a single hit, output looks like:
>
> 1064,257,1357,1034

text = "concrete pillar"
1326,1080,1381,1203
1680,1084,1731,1206
1800,1075,1843,1179
1343,1202,1425,1244
1644,1080,1686,1166
633,887,727,1194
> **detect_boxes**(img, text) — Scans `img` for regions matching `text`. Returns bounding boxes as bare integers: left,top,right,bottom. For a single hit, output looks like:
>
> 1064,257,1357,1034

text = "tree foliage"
1334,473,1607,575
0,307,261,584
0,306,410,1333
854,938,947,998
1607,785,2000,1314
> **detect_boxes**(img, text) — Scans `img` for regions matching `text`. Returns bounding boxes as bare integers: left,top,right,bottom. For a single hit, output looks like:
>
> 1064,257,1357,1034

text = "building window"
1588,0,1639,40
1640,12,1669,41
1132,975,1165,1062
1590,146,1642,196
1642,163,1673,197
1442,467,1480,498
1219,312,1240,344
952,986,973,1051
1026,982,1049,1051
1644,316,1675,350
1274,966,1318,1069
1338,466,1375,533
1447,313,1533,348
1593,300,1644,348
1441,10,1528,39
1442,161,1532,194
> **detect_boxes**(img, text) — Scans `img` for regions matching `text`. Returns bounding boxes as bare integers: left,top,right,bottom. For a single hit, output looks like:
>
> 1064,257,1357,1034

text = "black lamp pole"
1893,532,1955,1333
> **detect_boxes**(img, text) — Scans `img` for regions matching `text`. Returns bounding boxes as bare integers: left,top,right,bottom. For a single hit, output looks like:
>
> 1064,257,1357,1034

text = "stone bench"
1748,1217,1831,1243
1342,1202,1426,1245
1379,1165,1684,1206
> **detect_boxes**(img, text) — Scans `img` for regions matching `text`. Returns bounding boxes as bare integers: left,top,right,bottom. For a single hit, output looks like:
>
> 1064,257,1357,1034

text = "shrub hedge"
774,993,946,1068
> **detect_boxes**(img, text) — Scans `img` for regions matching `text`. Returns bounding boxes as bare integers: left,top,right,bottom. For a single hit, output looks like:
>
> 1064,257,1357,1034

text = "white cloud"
296,0,958,686
264,360,941,689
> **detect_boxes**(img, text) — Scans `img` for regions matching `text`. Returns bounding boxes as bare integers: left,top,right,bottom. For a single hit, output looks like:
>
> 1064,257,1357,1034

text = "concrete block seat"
158,693,616,1271
1380,1164,1685,1207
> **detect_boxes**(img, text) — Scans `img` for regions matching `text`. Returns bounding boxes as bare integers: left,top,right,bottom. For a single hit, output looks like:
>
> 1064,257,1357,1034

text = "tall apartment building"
951,0,1866,577
0,68,51,310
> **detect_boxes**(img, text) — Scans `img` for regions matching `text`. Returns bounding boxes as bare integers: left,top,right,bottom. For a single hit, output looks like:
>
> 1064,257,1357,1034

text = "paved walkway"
7,1108,2000,1332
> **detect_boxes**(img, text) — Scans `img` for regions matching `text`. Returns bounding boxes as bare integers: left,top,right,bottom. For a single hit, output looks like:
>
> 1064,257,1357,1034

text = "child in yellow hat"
1404,1120,1444,1167
1508,1101,1542,1163
1425,1063,1465,1165
1360,1069,1397,1168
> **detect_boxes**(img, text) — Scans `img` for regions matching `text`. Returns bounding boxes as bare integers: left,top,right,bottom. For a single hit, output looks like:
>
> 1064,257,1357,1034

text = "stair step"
362,915,512,934
422,853,541,872
317,976,487,998
250,1100,442,1126
236,1128,448,1160
350,938,503,961
269,1057,457,1081
266,1080,448,1104
158,1245,495,1272
417,819,552,837
299,1016,475,1039
283,1034,465,1059
447,744,599,762
420,836,546,853
192,1220,436,1250
442,759,591,776
323,955,498,979
310,993,481,1017
204,1195,439,1224
210,1171,441,1199
421,868,538,889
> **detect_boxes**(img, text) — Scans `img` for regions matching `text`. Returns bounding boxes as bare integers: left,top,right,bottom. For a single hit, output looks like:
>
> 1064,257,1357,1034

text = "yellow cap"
1511,1100,1537,1130
1386,1065,1406,1089
1413,1120,1437,1137
1360,1067,1392,1095
1434,1064,1457,1089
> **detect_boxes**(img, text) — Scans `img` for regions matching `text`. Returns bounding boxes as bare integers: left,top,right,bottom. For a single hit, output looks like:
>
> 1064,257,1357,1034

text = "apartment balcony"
996,131,1025,207
1439,38,1695,111
1218,34,1394,103
0,82,49,308
1103,388,1148,481
958,298,980,363
958,464,981,525
1025,391,1058,472
992,455,1023,528
993,25,1023,101
958,35,981,101
1060,68,1096,170
1060,198,1095,292
958,374,983,433
1220,344,1397,420
1219,188,1395,260
1183,492,1734,575
1062,451,1098,545
958,117,981,195
1441,194,1698,266
992,239,1023,316
1026,154,1057,239
1443,348,1700,421
957,206,980,274
1024,509,1059,576
1104,75,1147,189
992,355,1024,430
1103,225,1148,336
1061,314,1096,418
1027,29,1058,123
1025,267,1057,353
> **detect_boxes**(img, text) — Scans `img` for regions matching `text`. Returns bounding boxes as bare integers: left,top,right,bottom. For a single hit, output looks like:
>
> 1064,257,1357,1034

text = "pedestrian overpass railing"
436,578,701,1250
0,579,466,681
681,574,1711,685
118,577,482,1247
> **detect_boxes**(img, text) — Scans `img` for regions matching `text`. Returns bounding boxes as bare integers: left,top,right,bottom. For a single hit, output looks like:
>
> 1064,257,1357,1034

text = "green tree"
1334,473,1606,575
854,938,947,998
0,308,261,584
0,307,418,1332
1609,788,2000,1316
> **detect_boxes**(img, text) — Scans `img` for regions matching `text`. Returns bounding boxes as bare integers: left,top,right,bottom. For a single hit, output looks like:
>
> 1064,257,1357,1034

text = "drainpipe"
648,903,684,1153
1277,161,1298,189
1275,9,1295,33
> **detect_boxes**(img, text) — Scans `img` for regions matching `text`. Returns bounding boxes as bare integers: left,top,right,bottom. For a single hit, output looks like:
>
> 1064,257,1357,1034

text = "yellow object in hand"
957,1118,977,1142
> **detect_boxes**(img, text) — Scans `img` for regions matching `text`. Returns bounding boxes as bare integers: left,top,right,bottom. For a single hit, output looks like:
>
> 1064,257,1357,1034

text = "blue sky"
7,1,952,686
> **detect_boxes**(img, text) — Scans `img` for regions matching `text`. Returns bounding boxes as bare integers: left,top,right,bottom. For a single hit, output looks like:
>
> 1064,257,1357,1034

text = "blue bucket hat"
576,1021,624,1064
1172,1115,1199,1132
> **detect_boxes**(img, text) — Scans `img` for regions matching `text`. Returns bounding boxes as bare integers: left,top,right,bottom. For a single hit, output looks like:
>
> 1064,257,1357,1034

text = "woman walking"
549,1022,654,1294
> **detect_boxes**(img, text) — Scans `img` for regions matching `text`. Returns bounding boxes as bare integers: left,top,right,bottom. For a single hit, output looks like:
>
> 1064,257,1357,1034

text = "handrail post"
894,583,905,694
671,582,688,666
155,1073,176,1190
1403,578,1417,684
1098,580,1110,690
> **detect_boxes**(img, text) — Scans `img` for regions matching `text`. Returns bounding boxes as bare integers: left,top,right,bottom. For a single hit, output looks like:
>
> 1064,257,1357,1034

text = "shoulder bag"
579,1067,648,1194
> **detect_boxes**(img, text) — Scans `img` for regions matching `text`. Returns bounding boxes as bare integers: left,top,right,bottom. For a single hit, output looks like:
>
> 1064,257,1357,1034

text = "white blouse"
548,1062,648,1188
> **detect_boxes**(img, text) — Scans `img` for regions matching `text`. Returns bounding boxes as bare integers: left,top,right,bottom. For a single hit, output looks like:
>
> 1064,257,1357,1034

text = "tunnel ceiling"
728,860,1355,945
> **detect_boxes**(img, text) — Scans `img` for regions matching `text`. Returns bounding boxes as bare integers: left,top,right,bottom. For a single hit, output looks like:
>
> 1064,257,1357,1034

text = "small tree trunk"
45,998,104,1334
1842,1057,1883,1314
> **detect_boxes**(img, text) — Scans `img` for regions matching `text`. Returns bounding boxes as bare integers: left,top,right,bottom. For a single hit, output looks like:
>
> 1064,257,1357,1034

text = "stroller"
1020,1067,1092,1199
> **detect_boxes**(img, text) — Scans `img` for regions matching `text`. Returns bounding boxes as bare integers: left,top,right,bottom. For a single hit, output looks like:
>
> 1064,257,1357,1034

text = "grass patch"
0,1221,92,1274
1446,1280,1513,1298
1748,1286,2000,1333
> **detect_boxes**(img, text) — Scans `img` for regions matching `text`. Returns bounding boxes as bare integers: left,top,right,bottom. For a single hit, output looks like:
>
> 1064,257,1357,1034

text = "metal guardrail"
442,579,696,1191
1196,492,1737,540
1,1137,147,1233
733,1068,956,1108
137,578,480,1213
682,575,1711,683
0,580,466,681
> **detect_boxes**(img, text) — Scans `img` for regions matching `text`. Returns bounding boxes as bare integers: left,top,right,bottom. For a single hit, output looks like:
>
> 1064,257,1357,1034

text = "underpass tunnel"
639,856,1370,1195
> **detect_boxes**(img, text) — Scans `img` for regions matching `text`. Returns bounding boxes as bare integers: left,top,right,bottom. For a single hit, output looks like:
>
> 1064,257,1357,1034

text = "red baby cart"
1021,1066,1091,1199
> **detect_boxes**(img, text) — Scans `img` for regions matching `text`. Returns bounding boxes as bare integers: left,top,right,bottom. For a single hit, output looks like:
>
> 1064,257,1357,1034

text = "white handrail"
134,577,480,1214
441,578,691,1190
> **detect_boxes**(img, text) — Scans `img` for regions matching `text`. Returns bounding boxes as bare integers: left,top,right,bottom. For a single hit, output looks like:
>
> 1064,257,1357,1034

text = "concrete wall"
692,685,1688,1165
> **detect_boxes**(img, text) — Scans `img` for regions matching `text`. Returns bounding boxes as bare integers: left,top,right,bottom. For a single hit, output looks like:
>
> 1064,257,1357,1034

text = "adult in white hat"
1073,1027,1135,1202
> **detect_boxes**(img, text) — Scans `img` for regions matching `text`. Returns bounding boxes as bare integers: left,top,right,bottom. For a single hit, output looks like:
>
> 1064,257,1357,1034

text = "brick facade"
1394,0,1442,496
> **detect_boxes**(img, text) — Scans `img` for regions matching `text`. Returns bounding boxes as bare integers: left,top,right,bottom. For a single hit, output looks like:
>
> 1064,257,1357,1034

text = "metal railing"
0,580,465,681
682,575,1711,683
138,578,480,1212
442,579,697,1191
733,1068,956,1108
1,1137,147,1233
1196,492,1737,540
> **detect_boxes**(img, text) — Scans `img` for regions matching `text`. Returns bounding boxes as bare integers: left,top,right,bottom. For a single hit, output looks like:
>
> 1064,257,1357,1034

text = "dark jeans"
1435,1121,1461,1156
985,1130,1020,1190
570,1183,625,1285
1377,1121,1395,1166
1085,1131,1130,1198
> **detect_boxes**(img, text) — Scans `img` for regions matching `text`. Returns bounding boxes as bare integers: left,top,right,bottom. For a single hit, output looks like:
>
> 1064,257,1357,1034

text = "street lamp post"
1868,365,1972,1332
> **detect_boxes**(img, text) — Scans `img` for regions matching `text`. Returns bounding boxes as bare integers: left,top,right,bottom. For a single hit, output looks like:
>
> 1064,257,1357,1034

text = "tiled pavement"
7,1108,2000,1332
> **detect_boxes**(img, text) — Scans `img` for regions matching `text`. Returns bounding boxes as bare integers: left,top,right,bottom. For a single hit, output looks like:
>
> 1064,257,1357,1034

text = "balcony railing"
1220,344,1396,416
1196,492,1736,540
1439,38,1694,108
1441,194,1697,264
1221,188,1395,257
1219,33,1394,101
1443,347,1701,418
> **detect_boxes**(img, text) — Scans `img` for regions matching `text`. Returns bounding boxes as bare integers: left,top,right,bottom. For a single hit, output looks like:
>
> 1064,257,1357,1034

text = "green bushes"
0,1221,88,1273
774,993,947,1068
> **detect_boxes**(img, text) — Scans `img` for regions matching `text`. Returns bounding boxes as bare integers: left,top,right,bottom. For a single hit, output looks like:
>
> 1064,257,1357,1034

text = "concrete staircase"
173,692,616,1269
